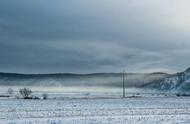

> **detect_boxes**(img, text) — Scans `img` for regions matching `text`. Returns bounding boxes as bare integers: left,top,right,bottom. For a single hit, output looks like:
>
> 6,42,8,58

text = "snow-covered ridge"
149,67,190,91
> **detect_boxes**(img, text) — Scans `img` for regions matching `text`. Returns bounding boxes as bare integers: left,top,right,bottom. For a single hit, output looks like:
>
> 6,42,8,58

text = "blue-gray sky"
0,0,190,73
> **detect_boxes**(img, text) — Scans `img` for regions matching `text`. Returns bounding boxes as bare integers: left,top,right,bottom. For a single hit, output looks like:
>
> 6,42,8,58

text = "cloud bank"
0,0,190,73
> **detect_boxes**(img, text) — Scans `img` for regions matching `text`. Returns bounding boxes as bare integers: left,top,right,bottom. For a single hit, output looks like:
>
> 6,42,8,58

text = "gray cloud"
0,0,190,73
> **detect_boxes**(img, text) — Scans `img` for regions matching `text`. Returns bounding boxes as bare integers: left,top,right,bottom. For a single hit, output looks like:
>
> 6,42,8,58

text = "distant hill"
0,72,169,88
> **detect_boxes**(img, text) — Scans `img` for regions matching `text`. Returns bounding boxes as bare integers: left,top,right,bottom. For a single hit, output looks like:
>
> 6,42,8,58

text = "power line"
123,70,125,98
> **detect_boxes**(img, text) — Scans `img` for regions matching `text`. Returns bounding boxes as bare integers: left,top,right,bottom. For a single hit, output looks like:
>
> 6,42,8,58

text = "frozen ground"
0,96,190,124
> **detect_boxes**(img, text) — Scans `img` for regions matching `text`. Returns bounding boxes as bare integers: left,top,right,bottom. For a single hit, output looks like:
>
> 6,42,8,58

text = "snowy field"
0,96,190,124
0,86,189,124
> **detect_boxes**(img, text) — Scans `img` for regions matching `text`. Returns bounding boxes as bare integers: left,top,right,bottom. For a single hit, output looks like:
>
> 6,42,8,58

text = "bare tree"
7,88,13,95
19,88,32,99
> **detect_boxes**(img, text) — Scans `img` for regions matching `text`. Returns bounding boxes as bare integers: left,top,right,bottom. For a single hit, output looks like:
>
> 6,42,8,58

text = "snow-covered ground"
0,96,190,124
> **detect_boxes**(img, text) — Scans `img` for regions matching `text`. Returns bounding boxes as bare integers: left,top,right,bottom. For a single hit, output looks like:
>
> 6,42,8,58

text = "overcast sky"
0,0,190,74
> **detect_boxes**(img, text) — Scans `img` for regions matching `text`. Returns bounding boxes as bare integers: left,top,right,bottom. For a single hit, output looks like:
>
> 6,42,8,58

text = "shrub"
32,96,40,100
7,88,13,95
42,93,48,100
176,93,190,97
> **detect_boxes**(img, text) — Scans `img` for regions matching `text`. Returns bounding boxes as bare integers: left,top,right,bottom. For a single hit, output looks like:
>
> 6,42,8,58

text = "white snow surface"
0,97,190,124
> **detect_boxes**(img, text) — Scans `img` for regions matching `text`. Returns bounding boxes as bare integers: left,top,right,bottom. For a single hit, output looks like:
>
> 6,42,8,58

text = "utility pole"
123,70,125,98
